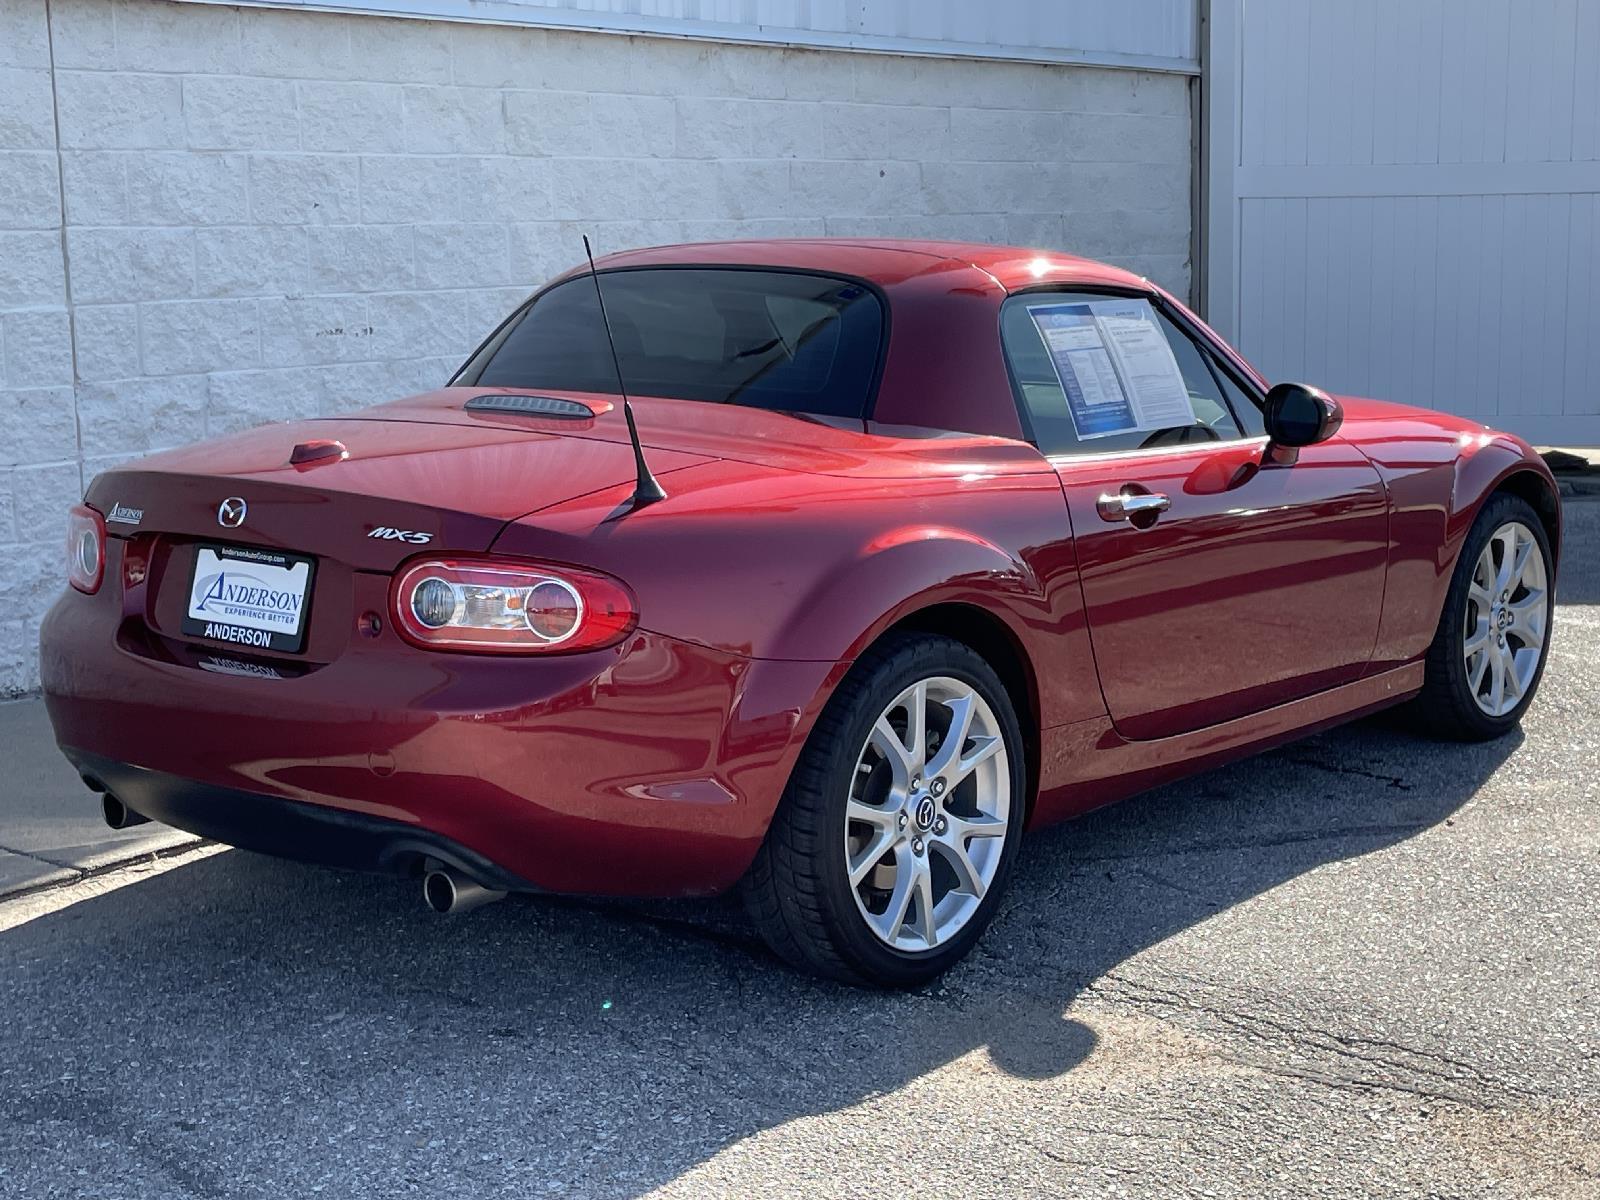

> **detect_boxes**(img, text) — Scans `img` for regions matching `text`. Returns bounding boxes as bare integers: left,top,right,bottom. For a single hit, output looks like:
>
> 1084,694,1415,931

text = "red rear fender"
493,459,1104,730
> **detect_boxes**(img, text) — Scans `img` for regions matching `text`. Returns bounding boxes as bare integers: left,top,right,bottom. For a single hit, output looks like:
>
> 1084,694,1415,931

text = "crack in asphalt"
1285,755,1416,790
2,1086,237,1200
953,822,1442,937
947,950,1529,1113
1047,1121,1173,1140
1090,974,1538,1108
1048,820,1437,866
1023,1138,1148,1175
0,808,1560,1139
437,884,1530,1117
1238,1057,1483,1107
988,879,1075,931
1126,863,1217,900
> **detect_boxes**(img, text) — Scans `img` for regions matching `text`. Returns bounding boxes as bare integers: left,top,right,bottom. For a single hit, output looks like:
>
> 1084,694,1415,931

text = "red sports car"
41,239,1560,987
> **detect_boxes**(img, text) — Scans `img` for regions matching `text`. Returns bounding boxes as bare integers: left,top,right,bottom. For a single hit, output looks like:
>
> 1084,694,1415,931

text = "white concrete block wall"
0,0,1193,695
1,0,73,695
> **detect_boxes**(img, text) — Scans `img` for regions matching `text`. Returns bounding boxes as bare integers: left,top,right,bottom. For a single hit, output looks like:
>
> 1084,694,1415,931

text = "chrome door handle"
1096,490,1171,523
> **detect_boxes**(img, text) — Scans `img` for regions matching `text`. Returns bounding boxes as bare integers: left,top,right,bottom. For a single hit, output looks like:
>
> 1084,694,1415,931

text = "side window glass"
1210,358,1266,437
1000,293,1244,457
1152,311,1245,440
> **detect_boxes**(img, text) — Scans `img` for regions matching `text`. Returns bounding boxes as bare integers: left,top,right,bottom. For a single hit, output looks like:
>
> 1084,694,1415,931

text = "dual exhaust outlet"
92,775,504,916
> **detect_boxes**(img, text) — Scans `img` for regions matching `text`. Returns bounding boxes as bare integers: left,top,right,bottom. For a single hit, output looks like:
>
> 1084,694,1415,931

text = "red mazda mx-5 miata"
41,239,1560,986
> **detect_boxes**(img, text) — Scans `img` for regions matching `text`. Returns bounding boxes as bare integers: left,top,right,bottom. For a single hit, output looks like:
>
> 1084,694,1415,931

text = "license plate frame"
181,543,316,655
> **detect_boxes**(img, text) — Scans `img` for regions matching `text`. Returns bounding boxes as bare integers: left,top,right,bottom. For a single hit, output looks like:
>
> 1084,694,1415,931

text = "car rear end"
38,409,826,899
38,252,936,905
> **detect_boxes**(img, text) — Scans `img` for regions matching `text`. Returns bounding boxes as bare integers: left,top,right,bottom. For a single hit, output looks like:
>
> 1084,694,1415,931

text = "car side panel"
490,458,1108,730
1052,437,1390,741
1032,662,1425,827
1073,297,1564,684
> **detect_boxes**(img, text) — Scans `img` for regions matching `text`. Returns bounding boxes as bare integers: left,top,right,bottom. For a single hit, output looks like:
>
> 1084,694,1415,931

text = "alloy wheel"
844,676,1010,952
1463,520,1548,717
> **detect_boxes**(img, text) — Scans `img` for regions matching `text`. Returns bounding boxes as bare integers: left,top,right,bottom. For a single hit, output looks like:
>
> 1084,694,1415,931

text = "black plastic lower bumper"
64,749,531,892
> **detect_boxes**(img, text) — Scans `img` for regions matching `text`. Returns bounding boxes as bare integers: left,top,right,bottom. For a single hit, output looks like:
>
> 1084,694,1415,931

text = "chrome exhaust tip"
101,792,150,830
422,867,505,915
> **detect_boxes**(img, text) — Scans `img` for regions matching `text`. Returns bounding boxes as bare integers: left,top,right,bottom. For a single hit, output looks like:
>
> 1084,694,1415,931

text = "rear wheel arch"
862,602,1042,824
755,537,1051,839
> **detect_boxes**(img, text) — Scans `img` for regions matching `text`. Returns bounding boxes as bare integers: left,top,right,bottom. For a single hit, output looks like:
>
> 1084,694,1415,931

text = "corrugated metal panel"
213,0,1198,70
1210,0,1600,444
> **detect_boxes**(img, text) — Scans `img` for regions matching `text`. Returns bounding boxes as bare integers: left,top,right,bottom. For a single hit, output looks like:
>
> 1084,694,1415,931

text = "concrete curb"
0,697,204,900
0,833,205,903
1539,448,1599,499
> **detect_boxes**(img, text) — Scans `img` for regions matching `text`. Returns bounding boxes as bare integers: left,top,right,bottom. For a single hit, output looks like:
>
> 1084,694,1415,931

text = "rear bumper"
66,750,532,890
40,552,841,897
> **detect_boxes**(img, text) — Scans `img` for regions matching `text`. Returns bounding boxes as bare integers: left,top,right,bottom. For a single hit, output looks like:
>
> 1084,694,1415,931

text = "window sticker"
1025,299,1196,440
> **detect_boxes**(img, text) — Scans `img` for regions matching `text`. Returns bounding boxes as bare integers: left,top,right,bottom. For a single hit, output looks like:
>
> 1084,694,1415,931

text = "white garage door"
1204,0,1600,445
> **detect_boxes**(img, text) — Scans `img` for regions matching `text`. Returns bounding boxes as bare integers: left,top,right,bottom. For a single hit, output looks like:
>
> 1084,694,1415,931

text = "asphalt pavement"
1,501,1596,1199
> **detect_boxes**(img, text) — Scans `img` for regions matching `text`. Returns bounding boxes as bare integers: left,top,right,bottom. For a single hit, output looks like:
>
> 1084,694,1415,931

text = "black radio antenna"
583,235,667,511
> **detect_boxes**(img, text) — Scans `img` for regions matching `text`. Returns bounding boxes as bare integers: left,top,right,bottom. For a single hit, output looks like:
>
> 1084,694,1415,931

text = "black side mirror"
1262,383,1342,463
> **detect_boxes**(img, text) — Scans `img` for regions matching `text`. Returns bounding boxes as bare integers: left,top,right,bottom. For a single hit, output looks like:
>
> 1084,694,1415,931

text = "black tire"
742,632,1027,988
1407,492,1555,741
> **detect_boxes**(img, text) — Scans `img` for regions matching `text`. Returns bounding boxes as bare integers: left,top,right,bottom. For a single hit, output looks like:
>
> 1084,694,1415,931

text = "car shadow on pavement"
1554,501,1599,604
0,718,1519,1198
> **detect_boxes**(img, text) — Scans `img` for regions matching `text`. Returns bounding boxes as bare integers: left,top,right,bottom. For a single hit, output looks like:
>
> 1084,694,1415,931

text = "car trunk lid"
86,410,712,569
83,408,711,665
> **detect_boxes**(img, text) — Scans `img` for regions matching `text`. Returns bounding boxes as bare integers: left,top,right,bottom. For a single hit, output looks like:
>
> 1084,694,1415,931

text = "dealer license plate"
182,544,315,654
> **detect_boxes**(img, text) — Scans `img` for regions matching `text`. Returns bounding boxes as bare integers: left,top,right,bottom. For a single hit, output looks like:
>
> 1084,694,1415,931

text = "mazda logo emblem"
914,795,937,831
217,497,247,528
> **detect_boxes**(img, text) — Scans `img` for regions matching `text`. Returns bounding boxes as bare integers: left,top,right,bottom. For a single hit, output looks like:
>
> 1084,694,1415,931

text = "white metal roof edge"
193,0,1201,75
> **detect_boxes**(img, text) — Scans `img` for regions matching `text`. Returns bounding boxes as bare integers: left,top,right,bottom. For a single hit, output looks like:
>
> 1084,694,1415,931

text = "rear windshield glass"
462,269,886,419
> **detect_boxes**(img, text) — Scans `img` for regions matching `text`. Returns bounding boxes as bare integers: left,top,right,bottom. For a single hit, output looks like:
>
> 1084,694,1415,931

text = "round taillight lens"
391,557,636,654
74,529,99,577
524,579,582,642
410,577,458,629
66,505,105,594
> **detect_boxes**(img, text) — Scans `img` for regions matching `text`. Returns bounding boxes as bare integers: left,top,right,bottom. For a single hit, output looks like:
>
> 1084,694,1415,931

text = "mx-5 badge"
368,526,432,544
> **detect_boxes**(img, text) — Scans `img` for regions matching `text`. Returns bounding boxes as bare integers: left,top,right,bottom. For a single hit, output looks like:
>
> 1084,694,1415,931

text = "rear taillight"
391,557,637,654
66,505,105,594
